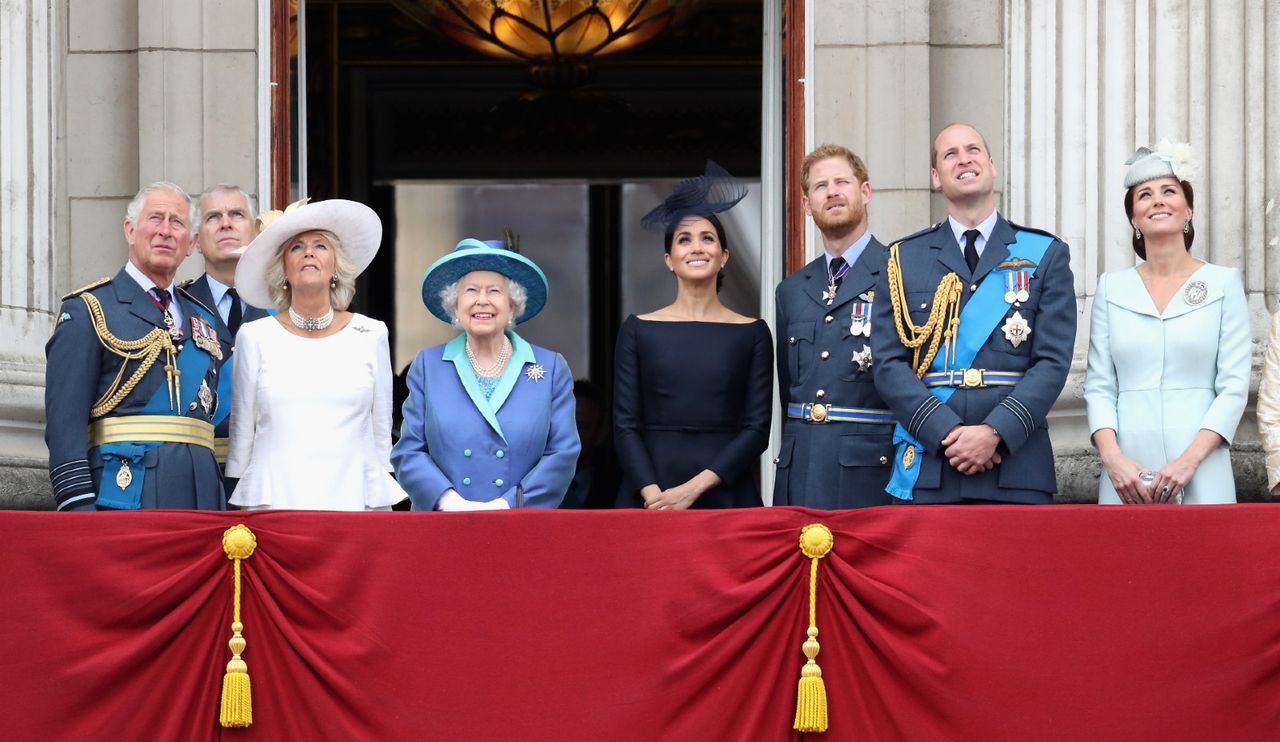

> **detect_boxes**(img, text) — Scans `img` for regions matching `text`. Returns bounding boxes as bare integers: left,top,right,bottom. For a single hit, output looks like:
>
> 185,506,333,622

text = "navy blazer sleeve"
707,321,774,483
44,297,100,510
774,282,791,419
980,240,1076,453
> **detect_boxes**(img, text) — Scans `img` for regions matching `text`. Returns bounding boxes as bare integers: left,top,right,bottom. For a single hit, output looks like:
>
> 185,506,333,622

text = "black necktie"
963,229,981,274
828,255,847,290
150,287,171,310
226,287,243,336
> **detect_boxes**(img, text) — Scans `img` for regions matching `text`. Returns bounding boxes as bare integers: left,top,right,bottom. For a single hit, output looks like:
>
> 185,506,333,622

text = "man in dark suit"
183,184,270,472
773,144,896,508
870,123,1076,504
45,182,229,510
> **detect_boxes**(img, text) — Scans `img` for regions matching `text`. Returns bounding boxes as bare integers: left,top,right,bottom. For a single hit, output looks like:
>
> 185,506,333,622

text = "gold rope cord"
885,242,964,377
79,293,178,417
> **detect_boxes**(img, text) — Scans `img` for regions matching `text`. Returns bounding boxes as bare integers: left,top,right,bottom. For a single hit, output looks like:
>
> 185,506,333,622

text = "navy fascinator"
640,160,748,231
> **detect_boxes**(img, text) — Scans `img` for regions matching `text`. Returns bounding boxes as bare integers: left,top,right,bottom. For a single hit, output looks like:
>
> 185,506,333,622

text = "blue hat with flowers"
421,238,548,324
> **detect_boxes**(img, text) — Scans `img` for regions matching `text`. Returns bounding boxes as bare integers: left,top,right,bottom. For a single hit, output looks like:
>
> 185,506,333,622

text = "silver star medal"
852,344,873,372
1001,311,1031,348
197,379,215,415
525,364,546,383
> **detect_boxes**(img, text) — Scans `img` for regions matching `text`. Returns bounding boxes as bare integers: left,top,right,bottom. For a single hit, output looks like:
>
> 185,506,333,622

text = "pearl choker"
288,305,334,332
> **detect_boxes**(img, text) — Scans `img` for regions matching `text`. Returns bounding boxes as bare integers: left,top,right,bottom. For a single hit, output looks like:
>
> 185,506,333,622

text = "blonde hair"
263,229,358,311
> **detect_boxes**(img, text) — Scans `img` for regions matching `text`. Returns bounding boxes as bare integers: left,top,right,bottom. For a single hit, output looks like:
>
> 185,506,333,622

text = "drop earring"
1132,224,1142,240
1183,219,1191,234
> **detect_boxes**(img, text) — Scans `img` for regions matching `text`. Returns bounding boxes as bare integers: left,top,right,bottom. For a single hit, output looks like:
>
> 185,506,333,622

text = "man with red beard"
773,144,896,508
869,123,1075,504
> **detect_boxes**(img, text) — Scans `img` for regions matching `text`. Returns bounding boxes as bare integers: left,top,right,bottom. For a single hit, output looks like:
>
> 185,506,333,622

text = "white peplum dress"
227,314,407,510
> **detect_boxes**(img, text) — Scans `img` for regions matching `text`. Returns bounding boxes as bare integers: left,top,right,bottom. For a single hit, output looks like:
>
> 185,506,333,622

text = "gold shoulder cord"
885,242,964,377
80,293,179,417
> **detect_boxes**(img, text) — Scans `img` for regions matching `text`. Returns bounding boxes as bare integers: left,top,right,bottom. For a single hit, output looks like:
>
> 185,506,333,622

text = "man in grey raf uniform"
870,123,1076,504
774,144,896,508
45,181,230,510
182,184,271,472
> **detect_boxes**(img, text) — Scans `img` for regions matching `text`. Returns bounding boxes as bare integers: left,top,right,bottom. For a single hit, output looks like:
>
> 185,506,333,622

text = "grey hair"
263,229,358,311
195,184,258,223
439,276,528,328
125,181,197,237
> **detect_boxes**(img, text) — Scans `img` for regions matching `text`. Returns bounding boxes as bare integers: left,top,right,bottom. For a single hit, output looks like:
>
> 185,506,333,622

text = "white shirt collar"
203,273,235,323
825,230,874,271
947,209,999,255
124,259,184,329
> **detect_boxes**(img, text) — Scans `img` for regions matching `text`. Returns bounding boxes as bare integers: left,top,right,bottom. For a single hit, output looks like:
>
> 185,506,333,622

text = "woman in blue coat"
1084,142,1250,504
392,239,580,510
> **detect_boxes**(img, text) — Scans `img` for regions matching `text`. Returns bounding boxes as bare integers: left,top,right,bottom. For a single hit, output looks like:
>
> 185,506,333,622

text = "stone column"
0,1,62,508
1006,0,1280,499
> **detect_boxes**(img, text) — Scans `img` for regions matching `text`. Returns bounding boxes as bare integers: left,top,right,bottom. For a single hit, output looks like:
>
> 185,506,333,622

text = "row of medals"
831,267,1037,378
116,307,223,492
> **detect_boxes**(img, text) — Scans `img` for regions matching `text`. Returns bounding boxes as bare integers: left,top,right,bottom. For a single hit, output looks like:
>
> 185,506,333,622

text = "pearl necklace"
288,305,334,332
466,336,512,378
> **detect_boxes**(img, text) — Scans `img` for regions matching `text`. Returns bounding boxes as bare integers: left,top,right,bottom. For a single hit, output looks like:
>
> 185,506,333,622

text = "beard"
811,198,866,239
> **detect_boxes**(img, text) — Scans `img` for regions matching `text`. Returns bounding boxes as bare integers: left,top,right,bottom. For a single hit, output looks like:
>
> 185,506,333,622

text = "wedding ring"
1162,485,1171,494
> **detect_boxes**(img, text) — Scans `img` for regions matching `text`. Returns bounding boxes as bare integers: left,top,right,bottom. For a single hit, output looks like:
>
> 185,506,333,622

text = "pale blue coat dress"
392,332,580,510
1084,262,1250,504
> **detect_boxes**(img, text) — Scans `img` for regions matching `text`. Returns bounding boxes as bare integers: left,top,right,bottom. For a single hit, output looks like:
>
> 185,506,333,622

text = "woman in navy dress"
614,162,773,509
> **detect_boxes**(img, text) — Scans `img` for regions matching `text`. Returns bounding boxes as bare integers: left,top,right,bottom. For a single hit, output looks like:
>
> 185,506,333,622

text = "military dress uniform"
774,235,896,508
45,267,230,510
869,214,1076,504
181,273,270,471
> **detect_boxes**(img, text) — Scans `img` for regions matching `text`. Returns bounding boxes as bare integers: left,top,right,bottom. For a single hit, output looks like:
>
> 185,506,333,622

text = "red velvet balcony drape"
3,506,1278,741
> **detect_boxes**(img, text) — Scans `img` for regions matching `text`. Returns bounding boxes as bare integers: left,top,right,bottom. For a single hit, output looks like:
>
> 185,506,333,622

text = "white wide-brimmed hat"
234,198,383,308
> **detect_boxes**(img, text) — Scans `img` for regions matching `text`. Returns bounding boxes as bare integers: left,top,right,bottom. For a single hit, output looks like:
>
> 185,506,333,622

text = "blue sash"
886,231,1053,500
97,301,218,509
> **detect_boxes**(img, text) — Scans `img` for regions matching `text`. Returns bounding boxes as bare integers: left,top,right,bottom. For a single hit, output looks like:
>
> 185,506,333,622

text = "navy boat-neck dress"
613,315,773,508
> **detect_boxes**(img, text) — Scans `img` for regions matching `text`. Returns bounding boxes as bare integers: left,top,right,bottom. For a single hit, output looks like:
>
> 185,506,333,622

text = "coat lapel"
972,217,1014,284
1103,268,1160,317
801,256,833,308
443,334,507,442
116,267,168,330
932,227,971,279
488,333,535,413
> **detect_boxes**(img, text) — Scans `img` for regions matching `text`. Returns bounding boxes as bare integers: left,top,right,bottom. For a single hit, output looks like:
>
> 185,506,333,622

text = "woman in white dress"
1084,142,1250,504
226,199,407,510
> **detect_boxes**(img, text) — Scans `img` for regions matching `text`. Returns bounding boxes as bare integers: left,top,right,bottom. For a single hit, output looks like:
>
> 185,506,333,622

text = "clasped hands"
1104,455,1190,504
941,424,1002,475
437,489,510,511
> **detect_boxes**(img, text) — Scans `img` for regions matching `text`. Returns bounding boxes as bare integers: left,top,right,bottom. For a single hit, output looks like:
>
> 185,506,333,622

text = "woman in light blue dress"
1084,142,1250,504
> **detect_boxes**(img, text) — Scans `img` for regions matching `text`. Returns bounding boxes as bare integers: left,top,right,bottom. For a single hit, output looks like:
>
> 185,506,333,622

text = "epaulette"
887,221,945,247
176,284,217,317
1008,221,1062,242
61,276,111,301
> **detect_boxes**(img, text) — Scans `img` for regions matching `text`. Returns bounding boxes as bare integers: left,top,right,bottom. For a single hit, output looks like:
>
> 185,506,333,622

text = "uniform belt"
214,437,229,465
921,369,1025,389
88,416,216,450
786,402,896,425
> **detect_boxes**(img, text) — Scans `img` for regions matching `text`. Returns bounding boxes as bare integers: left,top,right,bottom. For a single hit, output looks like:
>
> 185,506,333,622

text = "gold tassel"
794,523,834,733
220,524,257,728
